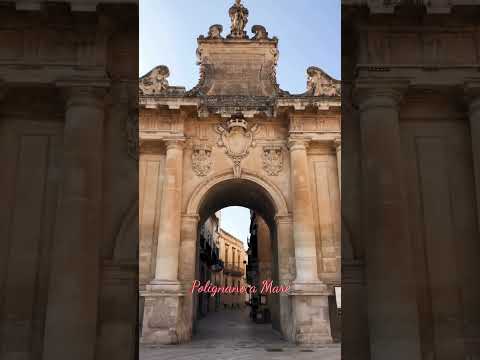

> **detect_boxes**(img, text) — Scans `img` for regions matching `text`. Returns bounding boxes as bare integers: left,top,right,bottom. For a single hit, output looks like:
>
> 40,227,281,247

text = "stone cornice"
139,94,341,117
56,77,110,89
0,66,110,87
356,67,480,88
342,0,476,14
12,0,137,12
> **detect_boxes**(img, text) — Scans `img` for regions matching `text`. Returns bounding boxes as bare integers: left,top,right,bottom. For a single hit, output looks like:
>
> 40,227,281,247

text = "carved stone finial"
251,25,269,40
207,24,223,39
305,66,341,97
228,0,249,39
139,65,170,95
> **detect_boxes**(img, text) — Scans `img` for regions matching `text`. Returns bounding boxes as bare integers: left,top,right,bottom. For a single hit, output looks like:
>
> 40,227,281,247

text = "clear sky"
218,207,250,248
140,0,341,93
140,1,341,245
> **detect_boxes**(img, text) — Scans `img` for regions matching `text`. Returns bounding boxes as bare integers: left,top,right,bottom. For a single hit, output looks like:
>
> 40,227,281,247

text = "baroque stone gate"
139,1,341,345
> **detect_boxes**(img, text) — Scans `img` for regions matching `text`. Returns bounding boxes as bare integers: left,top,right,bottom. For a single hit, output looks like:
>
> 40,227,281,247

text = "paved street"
140,308,340,359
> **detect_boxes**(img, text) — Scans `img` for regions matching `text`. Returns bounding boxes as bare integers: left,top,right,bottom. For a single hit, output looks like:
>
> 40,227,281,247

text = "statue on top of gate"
228,0,249,39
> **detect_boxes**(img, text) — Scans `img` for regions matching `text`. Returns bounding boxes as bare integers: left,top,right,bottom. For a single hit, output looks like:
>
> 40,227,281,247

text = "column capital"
464,80,480,115
354,78,410,112
333,137,341,150
164,137,186,151
275,213,293,224
56,80,109,108
287,136,310,152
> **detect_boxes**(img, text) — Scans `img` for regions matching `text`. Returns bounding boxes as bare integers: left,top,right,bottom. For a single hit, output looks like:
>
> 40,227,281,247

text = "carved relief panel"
191,144,213,177
262,146,283,176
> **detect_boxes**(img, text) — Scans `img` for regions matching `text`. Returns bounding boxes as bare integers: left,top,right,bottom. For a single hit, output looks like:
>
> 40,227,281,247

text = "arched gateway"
138,0,341,345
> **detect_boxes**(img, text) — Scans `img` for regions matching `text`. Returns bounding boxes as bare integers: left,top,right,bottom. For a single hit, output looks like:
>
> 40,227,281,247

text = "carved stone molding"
215,113,259,178
191,143,213,177
262,145,284,176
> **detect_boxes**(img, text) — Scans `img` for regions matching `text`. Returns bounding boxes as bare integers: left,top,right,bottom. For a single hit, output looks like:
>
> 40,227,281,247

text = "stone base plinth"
140,281,183,344
290,281,333,345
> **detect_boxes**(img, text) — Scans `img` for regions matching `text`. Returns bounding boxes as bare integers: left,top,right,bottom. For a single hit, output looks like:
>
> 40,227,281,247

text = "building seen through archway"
195,210,248,319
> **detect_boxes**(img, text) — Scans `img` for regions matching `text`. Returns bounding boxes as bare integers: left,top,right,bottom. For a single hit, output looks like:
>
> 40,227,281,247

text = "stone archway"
187,169,289,222
139,0,341,347
179,171,292,340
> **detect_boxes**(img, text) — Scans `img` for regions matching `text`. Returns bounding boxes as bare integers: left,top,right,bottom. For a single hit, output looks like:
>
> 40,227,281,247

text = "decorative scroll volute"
139,65,170,95
305,66,341,97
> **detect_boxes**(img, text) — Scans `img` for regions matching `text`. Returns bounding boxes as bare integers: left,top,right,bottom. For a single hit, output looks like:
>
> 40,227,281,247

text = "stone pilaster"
151,138,185,287
274,215,294,341
464,81,480,353
287,136,332,344
465,81,480,233
141,137,185,344
333,137,341,195
288,137,319,283
355,79,421,360
43,84,107,360
177,214,200,342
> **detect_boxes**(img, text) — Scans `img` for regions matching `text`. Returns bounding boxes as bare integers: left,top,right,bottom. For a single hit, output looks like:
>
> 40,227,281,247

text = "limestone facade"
0,2,138,360
215,228,247,309
139,1,341,345
343,1,480,359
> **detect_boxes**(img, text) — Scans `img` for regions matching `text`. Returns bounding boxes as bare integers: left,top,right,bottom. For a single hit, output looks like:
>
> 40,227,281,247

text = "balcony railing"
223,262,244,276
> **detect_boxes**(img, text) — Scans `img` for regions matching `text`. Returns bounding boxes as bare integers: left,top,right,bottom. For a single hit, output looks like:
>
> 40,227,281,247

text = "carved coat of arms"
192,144,213,177
262,146,283,176
215,113,258,178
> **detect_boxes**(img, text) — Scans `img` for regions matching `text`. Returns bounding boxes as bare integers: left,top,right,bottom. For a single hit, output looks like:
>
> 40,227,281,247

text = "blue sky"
140,1,341,244
140,0,341,93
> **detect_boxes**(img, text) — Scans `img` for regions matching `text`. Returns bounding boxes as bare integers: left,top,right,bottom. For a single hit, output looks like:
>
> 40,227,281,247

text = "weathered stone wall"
0,2,138,359
343,3,480,359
